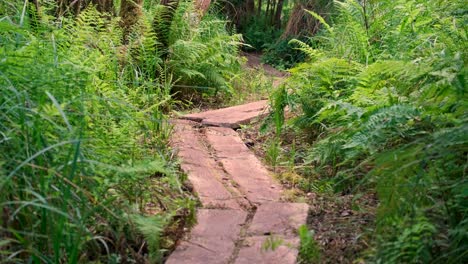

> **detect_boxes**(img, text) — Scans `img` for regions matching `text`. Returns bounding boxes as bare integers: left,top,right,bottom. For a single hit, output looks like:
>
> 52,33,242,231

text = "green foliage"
298,225,321,263
261,235,285,252
132,214,167,263
0,2,242,262
164,3,243,95
265,138,281,169
228,66,275,104
376,214,437,263
241,15,282,51
262,36,307,70
272,0,468,262
235,5,307,69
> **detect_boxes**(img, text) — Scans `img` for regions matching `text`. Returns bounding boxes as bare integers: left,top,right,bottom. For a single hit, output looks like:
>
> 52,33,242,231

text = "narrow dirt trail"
242,52,287,88
166,101,309,264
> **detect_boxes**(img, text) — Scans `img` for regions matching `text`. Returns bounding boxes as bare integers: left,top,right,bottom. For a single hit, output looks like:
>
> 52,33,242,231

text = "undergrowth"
233,3,307,69
270,0,468,262
262,36,308,70
0,1,242,262
165,3,243,97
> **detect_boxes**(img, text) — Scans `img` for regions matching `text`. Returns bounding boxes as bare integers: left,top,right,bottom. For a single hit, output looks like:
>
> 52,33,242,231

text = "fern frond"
305,9,332,33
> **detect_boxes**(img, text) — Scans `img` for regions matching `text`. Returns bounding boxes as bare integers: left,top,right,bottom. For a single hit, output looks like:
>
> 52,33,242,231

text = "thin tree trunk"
72,0,81,15
246,0,255,15
361,0,370,36
269,0,276,25
273,0,284,29
194,0,211,17
265,0,271,19
92,0,114,14
257,0,262,15
282,1,332,38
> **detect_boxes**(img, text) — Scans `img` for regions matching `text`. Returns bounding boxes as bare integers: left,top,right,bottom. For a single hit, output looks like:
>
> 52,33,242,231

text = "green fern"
132,215,167,263
0,4,191,263
273,0,468,262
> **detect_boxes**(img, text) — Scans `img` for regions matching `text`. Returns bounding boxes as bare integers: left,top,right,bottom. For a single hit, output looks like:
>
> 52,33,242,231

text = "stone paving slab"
234,236,300,264
205,127,282,204
219,159,281,204
204,127,251,157
182,100,269,128
166,209,247,264
172,120,240,209
169,102,309,264
248,202,309,237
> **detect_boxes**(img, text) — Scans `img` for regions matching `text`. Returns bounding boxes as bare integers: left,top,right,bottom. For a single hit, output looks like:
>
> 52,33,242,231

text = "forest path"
167,101,308,264
242,51,287,88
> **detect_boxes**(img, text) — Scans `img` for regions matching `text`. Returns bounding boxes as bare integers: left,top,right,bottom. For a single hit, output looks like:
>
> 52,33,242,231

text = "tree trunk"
56,0,82,17
361,0,370,36
194,0,211,17
92,0,114,14
120,0,143,43
246,0,255,15
257,0,262,15
269,0,276,25
273,0,284,29
265,0,273,23
282,0,332,38
55,0,113,17
265,0,271,19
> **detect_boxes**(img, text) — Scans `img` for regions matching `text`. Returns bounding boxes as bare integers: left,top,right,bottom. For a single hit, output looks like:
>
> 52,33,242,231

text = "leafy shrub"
0,1,245,261
165,2,243,96
272,0,468,262
262,36,307,70
240,15,282,51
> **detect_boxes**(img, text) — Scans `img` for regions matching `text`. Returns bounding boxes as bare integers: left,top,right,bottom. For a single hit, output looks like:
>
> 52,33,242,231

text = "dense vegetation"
1,0,467,263
0,0,242,262
227,0,333,69
270,0,467,262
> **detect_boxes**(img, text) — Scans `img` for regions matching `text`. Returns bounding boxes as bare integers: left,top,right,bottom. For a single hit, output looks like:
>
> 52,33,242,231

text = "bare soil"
242,51,288,88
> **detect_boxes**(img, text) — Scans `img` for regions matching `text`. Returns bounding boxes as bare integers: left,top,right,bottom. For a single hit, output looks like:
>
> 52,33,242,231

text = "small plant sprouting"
298,225,321,263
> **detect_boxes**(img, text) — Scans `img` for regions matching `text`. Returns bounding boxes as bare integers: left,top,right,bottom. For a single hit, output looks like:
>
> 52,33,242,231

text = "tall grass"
273,0,467,262
0,0,246,261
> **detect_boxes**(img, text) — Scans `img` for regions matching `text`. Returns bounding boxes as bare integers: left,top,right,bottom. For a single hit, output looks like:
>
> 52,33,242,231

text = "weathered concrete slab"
182,100,269,128
248,202,309,237
220,159,281,204
172,120,240,209
234,236,299,264
169,104,308,264
166,209,247,264
205,127,282,204
203,127,251,157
